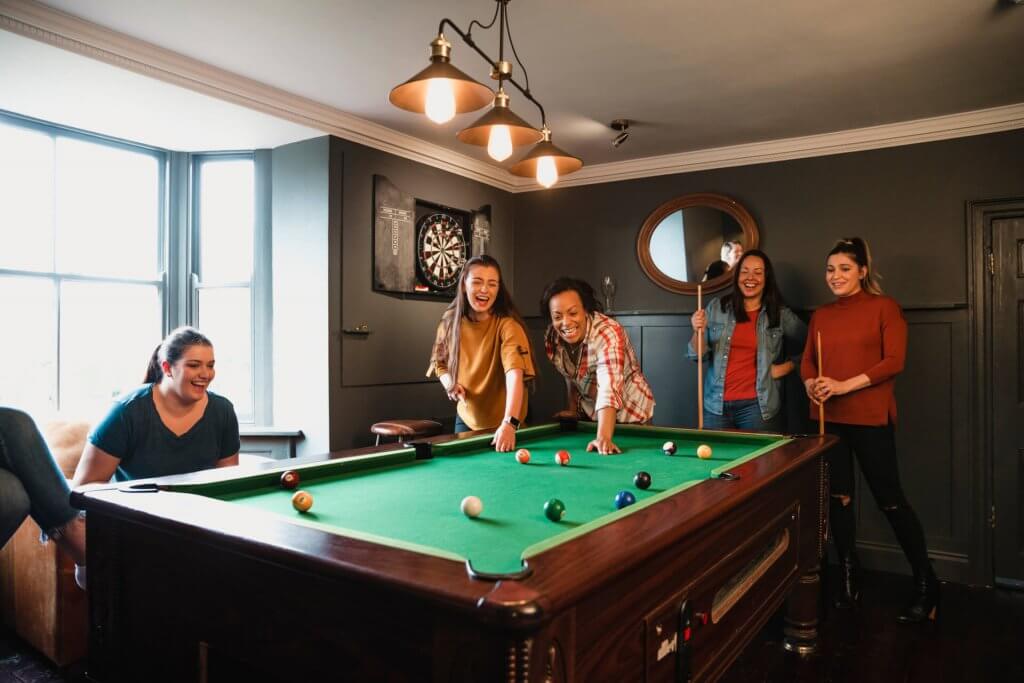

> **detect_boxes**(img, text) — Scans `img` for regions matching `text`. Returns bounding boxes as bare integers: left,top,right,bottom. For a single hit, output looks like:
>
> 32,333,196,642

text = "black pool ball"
662,441,677,455
280,470,300,489
633,471,652,490
614,490,636,509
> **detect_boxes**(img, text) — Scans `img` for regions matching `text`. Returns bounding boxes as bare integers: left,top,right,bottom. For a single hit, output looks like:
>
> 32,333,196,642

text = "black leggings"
826,422,932,577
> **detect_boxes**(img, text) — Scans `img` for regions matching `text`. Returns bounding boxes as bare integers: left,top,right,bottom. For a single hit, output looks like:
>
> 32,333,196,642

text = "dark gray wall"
514,129,1024,312
328,138,517,450
514,129,1024,582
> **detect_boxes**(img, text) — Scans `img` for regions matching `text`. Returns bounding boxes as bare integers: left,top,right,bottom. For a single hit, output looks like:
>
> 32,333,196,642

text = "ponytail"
144,345,163,384
828,237,883,295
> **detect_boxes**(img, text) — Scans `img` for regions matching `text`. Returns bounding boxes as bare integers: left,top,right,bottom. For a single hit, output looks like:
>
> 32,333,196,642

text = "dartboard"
416,212,467,290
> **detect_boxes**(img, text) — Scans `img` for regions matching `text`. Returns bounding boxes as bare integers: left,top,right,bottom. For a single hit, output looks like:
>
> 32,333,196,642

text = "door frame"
967,197,1024,587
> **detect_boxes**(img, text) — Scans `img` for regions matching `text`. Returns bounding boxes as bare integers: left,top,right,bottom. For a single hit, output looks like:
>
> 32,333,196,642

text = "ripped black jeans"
825,422,932,577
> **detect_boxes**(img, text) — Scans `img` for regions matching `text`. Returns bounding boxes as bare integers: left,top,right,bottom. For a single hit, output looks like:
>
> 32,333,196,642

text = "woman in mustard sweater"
428,255,536,452
801,237,937,623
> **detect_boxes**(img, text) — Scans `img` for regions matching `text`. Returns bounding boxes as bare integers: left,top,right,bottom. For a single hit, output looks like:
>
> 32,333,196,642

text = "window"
0,113,270,425
0,118,163,418
192,156,256,423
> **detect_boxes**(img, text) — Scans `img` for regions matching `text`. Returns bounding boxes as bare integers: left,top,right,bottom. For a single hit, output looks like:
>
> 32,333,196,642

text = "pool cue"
816,331,825,435
697,285,704,430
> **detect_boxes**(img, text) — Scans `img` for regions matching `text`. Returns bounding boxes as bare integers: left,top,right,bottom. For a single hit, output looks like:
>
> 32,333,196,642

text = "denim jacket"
686,299,807,420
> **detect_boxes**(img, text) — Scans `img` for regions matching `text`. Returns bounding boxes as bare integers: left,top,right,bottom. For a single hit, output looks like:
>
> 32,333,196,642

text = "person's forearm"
596,407,616,442
503,369,525,421
439,372,454,391
841,373,871,394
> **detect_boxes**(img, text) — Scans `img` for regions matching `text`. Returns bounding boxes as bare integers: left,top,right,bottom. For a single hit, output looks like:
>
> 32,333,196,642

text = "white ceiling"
2,0,1023,174
0,25,320,151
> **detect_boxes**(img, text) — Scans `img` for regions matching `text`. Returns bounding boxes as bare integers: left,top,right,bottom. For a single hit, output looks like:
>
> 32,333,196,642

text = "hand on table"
491,422,516,452
586,437,621,455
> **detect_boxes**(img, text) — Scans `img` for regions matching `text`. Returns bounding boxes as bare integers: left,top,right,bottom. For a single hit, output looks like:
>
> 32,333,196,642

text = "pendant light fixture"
388,0,582,186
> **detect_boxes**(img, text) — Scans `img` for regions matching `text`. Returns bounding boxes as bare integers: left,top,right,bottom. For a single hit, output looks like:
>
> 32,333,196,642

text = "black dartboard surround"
416,211,467,291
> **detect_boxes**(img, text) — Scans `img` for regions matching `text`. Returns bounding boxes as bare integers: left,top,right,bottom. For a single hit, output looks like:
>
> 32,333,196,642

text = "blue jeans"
703,399,781,432
0,408,78,546
454,415,471,433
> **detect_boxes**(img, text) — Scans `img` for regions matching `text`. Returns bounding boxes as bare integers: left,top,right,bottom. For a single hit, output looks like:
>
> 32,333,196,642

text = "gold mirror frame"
636,192,760,295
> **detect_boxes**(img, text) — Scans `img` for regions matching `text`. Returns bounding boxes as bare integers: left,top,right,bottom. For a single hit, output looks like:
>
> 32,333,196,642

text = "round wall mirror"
636,193,759,295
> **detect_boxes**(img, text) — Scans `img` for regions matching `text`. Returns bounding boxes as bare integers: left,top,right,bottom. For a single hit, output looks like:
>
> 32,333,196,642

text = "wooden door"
992,215,1024,586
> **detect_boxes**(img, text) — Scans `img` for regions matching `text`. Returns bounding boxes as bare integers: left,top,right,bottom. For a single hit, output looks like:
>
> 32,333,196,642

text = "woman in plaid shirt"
541,278,655,454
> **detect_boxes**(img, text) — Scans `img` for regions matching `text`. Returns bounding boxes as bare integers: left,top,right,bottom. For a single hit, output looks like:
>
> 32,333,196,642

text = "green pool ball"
544,498,566,522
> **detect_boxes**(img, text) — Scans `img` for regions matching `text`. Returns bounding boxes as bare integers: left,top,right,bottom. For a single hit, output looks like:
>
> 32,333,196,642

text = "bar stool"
370,419,444,445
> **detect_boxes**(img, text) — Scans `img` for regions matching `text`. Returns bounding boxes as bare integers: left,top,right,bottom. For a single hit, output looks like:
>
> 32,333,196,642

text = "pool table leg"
782,564,821,654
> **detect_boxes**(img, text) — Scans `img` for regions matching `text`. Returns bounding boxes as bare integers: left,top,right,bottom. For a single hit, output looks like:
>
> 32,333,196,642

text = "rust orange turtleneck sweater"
800,290,907,426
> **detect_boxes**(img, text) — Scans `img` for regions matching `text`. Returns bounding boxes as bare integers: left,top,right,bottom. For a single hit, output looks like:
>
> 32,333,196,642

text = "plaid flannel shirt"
545,312,655,423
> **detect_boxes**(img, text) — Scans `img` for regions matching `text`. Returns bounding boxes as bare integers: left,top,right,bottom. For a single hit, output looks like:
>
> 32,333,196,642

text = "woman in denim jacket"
687,250,806,431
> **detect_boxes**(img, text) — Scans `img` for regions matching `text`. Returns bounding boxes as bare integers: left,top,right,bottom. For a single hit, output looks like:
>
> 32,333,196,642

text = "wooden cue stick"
816,331,824,435
697,285,703,430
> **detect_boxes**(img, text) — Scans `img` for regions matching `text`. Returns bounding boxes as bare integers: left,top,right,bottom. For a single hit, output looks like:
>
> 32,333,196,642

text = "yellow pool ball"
696,444,713,460
291,490,314,513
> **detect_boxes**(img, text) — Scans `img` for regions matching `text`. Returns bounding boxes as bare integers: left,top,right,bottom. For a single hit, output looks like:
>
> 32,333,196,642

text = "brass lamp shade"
508,139,583,178
389,60,494,115
456,104,544,147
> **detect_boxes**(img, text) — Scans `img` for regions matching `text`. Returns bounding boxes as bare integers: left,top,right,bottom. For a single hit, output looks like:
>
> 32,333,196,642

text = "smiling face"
736,254,766,303
548,289,588,345
463,264,500,319
162,344,215,403
826,253,866,297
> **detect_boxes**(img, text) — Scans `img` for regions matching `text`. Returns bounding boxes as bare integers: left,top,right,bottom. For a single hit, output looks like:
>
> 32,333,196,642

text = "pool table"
73,421,834,683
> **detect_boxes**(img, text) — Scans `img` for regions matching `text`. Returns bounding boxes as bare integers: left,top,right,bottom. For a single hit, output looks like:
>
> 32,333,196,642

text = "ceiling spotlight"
610,119,630,148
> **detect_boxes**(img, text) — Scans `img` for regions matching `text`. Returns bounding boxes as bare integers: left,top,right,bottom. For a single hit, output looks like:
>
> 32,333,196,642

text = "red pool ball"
280,470,300,489
515,449,531,464
555,450,571,466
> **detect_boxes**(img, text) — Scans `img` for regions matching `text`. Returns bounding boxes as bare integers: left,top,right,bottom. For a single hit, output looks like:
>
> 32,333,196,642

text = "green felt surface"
180,424,787,575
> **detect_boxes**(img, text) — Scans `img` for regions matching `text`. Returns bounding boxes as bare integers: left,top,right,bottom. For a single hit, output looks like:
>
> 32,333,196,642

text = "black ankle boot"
834,552,862,609
896,571,939,623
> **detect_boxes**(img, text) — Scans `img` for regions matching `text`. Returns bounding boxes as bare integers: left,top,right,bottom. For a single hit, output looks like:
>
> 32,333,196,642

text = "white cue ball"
461,495,483,518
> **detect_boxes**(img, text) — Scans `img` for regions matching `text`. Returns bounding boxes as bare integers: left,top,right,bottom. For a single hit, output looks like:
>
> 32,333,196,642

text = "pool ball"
555,450,571,466
633,471,652,490
461,495,483,518
614,490,637,509
291,490,313,513
515,449,531,464
662,441,677,455
279,470,300,489
544,498,566,521
697,444,713,459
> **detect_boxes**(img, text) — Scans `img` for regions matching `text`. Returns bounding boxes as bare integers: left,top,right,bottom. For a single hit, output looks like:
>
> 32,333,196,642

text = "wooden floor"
1,569,1022,682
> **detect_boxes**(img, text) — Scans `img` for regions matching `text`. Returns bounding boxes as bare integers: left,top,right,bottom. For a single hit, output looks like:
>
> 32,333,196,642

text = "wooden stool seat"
370,419,443,445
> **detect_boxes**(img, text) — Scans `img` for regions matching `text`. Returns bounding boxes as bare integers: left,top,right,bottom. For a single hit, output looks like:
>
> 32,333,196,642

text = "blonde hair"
828,237,883,295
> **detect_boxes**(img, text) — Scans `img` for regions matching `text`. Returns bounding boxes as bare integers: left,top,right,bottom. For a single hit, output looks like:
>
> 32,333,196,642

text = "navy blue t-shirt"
89,384,240,482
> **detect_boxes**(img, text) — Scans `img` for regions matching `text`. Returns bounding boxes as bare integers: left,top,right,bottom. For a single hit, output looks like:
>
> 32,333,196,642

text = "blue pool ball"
633,471,652,490
614,490,636,509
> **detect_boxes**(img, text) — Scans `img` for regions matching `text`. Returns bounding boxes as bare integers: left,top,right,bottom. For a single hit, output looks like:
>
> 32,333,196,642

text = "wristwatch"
502,416,521,430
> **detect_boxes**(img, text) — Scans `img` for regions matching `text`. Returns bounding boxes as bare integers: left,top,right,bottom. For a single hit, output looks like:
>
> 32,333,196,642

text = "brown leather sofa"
0,419,90,666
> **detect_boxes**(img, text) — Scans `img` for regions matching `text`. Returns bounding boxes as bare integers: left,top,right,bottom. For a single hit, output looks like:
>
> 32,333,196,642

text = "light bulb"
536,155,558,188
424,78,456,124
487,125,513,161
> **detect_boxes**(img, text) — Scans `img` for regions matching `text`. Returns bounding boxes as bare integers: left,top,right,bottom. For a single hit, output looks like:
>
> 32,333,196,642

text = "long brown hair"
428,255,534,386
719,249,786,327
827,237,883,295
